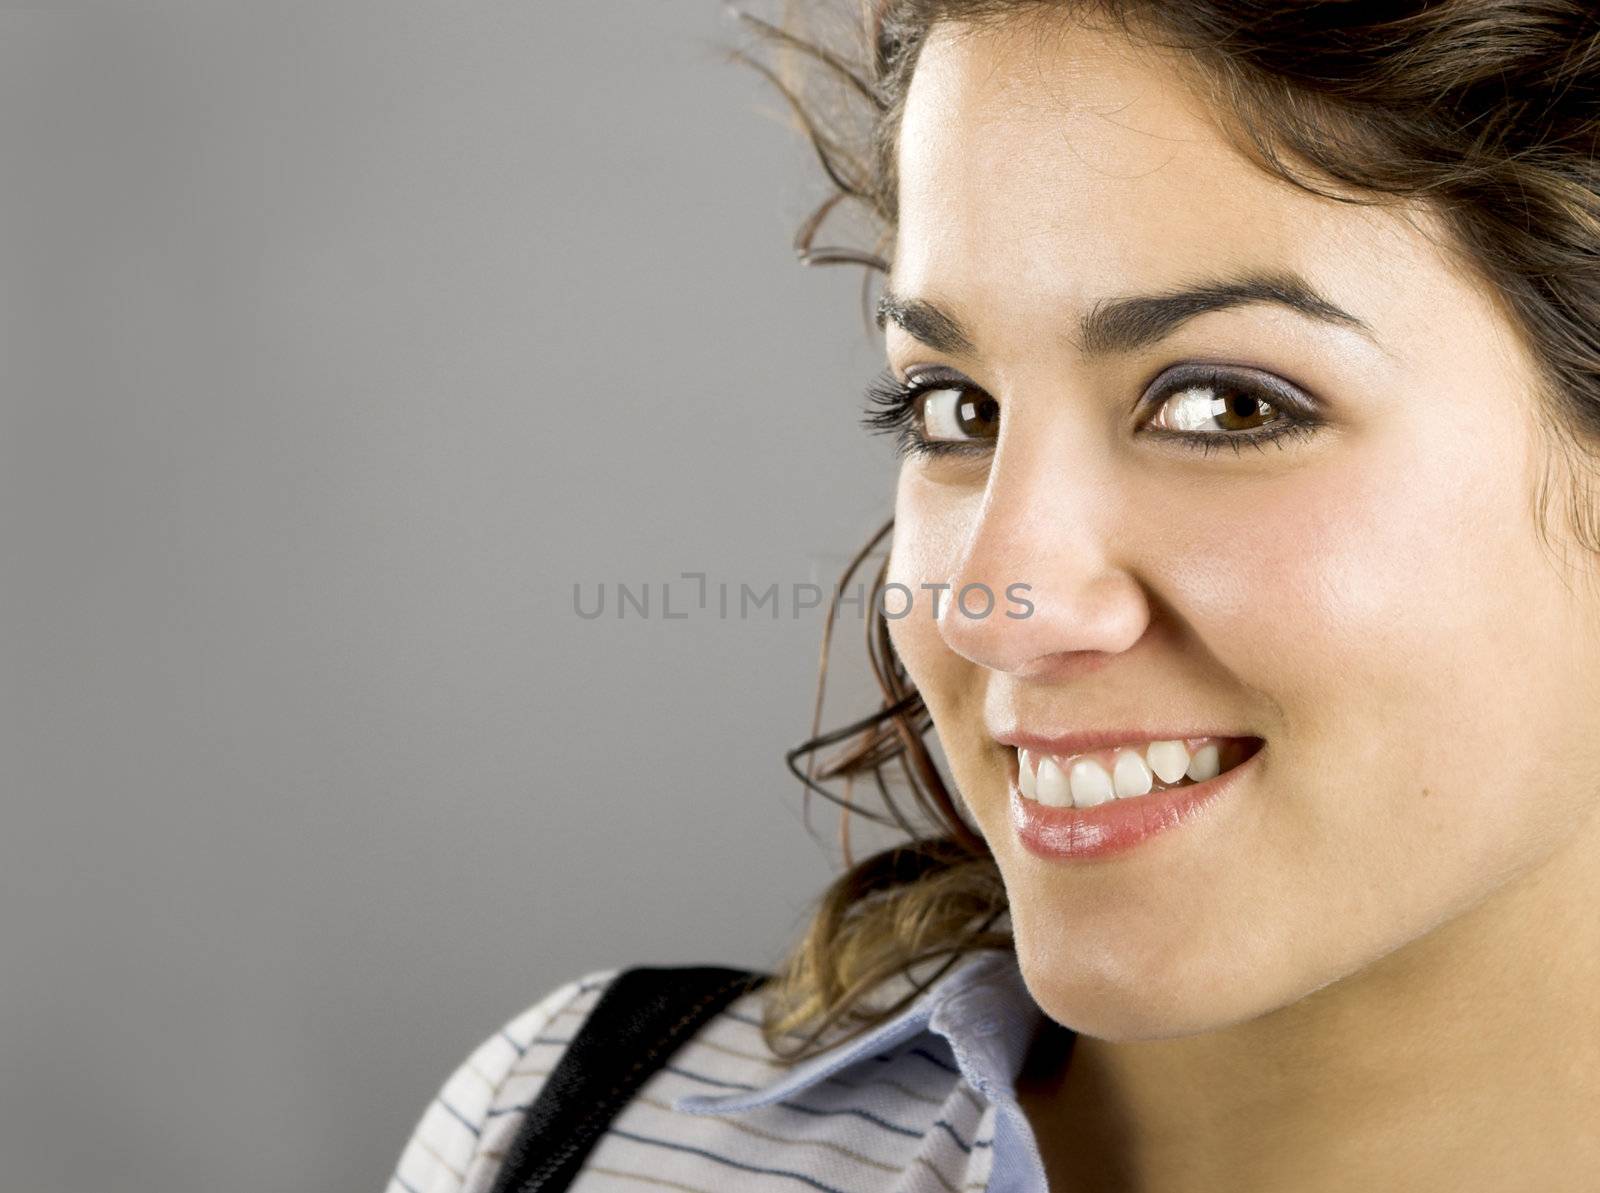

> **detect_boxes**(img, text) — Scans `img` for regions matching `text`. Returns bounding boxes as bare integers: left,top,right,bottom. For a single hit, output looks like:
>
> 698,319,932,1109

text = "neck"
1016,817,1600,1193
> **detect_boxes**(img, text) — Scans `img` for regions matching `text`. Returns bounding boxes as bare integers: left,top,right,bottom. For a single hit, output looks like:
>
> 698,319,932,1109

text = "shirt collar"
672,947,1046,1116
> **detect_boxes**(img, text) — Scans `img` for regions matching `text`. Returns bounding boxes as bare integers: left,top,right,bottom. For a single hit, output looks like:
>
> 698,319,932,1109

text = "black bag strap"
486,964,769,1193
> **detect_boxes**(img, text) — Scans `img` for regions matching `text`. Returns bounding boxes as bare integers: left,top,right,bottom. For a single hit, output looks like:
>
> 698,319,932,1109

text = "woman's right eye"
861,369,1000,458
920,385,1001,443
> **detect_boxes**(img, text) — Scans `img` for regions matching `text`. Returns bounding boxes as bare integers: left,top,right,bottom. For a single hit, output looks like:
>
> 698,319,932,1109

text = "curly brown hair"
730,0,1600,1062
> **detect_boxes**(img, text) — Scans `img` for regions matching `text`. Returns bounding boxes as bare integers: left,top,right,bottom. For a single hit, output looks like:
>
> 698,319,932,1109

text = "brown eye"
1150,381,1277,433
1136,363,1325,457
919,386,1000,442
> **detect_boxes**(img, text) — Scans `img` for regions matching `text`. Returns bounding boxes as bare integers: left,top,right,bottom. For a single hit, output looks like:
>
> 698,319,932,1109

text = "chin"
1011,925,1300,1041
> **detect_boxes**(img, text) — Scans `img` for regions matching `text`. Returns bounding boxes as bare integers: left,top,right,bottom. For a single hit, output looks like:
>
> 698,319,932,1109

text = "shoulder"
383,967,622,1193
384,961,1000,1193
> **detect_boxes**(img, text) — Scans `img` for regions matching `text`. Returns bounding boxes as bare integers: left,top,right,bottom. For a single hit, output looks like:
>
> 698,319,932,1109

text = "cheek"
885,471,968,669
1162,408,1600,893
885,475,995,765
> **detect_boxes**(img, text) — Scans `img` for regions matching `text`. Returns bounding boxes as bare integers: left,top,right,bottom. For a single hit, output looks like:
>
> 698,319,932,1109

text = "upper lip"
992,727,1260,757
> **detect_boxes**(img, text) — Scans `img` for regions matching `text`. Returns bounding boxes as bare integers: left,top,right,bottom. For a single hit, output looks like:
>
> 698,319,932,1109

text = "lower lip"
1009,743,1263,861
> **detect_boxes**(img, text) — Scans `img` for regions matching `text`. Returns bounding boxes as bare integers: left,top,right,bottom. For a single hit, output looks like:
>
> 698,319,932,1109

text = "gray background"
0,5,907,1191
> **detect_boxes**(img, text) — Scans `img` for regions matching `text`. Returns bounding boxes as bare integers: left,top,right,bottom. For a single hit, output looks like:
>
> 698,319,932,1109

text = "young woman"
386,3,1600,1190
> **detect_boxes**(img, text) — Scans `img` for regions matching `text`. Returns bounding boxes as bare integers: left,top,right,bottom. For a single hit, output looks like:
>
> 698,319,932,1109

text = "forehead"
893,16,1434,343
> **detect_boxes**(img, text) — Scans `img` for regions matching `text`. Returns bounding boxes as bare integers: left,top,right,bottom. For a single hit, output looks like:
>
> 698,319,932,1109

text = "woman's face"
884,15,1600,1039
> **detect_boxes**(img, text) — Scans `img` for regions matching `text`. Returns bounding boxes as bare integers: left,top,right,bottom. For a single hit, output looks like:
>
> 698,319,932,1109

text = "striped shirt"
382,947,1055,1192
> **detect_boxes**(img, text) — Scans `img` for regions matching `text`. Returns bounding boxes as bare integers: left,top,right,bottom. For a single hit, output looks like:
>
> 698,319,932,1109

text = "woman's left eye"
1139,364,1323,456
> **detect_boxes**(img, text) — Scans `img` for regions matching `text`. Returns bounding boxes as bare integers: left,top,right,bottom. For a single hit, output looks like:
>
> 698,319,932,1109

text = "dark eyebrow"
875,271,1374,358
874,290,977,356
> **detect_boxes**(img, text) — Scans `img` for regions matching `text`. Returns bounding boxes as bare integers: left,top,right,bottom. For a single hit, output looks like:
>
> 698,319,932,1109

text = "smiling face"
881,14,1600,1040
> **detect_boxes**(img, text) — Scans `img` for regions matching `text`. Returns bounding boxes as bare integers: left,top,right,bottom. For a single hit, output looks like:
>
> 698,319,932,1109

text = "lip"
994,728,1255,757
1008,738,1264,861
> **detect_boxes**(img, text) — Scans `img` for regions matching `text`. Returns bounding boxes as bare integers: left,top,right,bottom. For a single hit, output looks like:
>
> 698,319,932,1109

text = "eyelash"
860,365,1323,460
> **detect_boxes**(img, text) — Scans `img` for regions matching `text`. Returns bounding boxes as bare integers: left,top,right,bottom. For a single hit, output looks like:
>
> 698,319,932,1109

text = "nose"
932,433,1152,680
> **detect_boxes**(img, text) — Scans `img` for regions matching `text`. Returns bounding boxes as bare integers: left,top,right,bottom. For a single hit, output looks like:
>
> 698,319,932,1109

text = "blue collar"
674,948,1053,1192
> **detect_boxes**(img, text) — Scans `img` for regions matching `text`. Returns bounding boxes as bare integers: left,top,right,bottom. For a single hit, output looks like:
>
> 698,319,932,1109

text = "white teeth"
1017,749,1038,798
1068,758,1115,807
1017,738,1238,806
1111,749,1153,798
1145,740,1191,785
1035,756,1073,806
1186,742,1221,783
